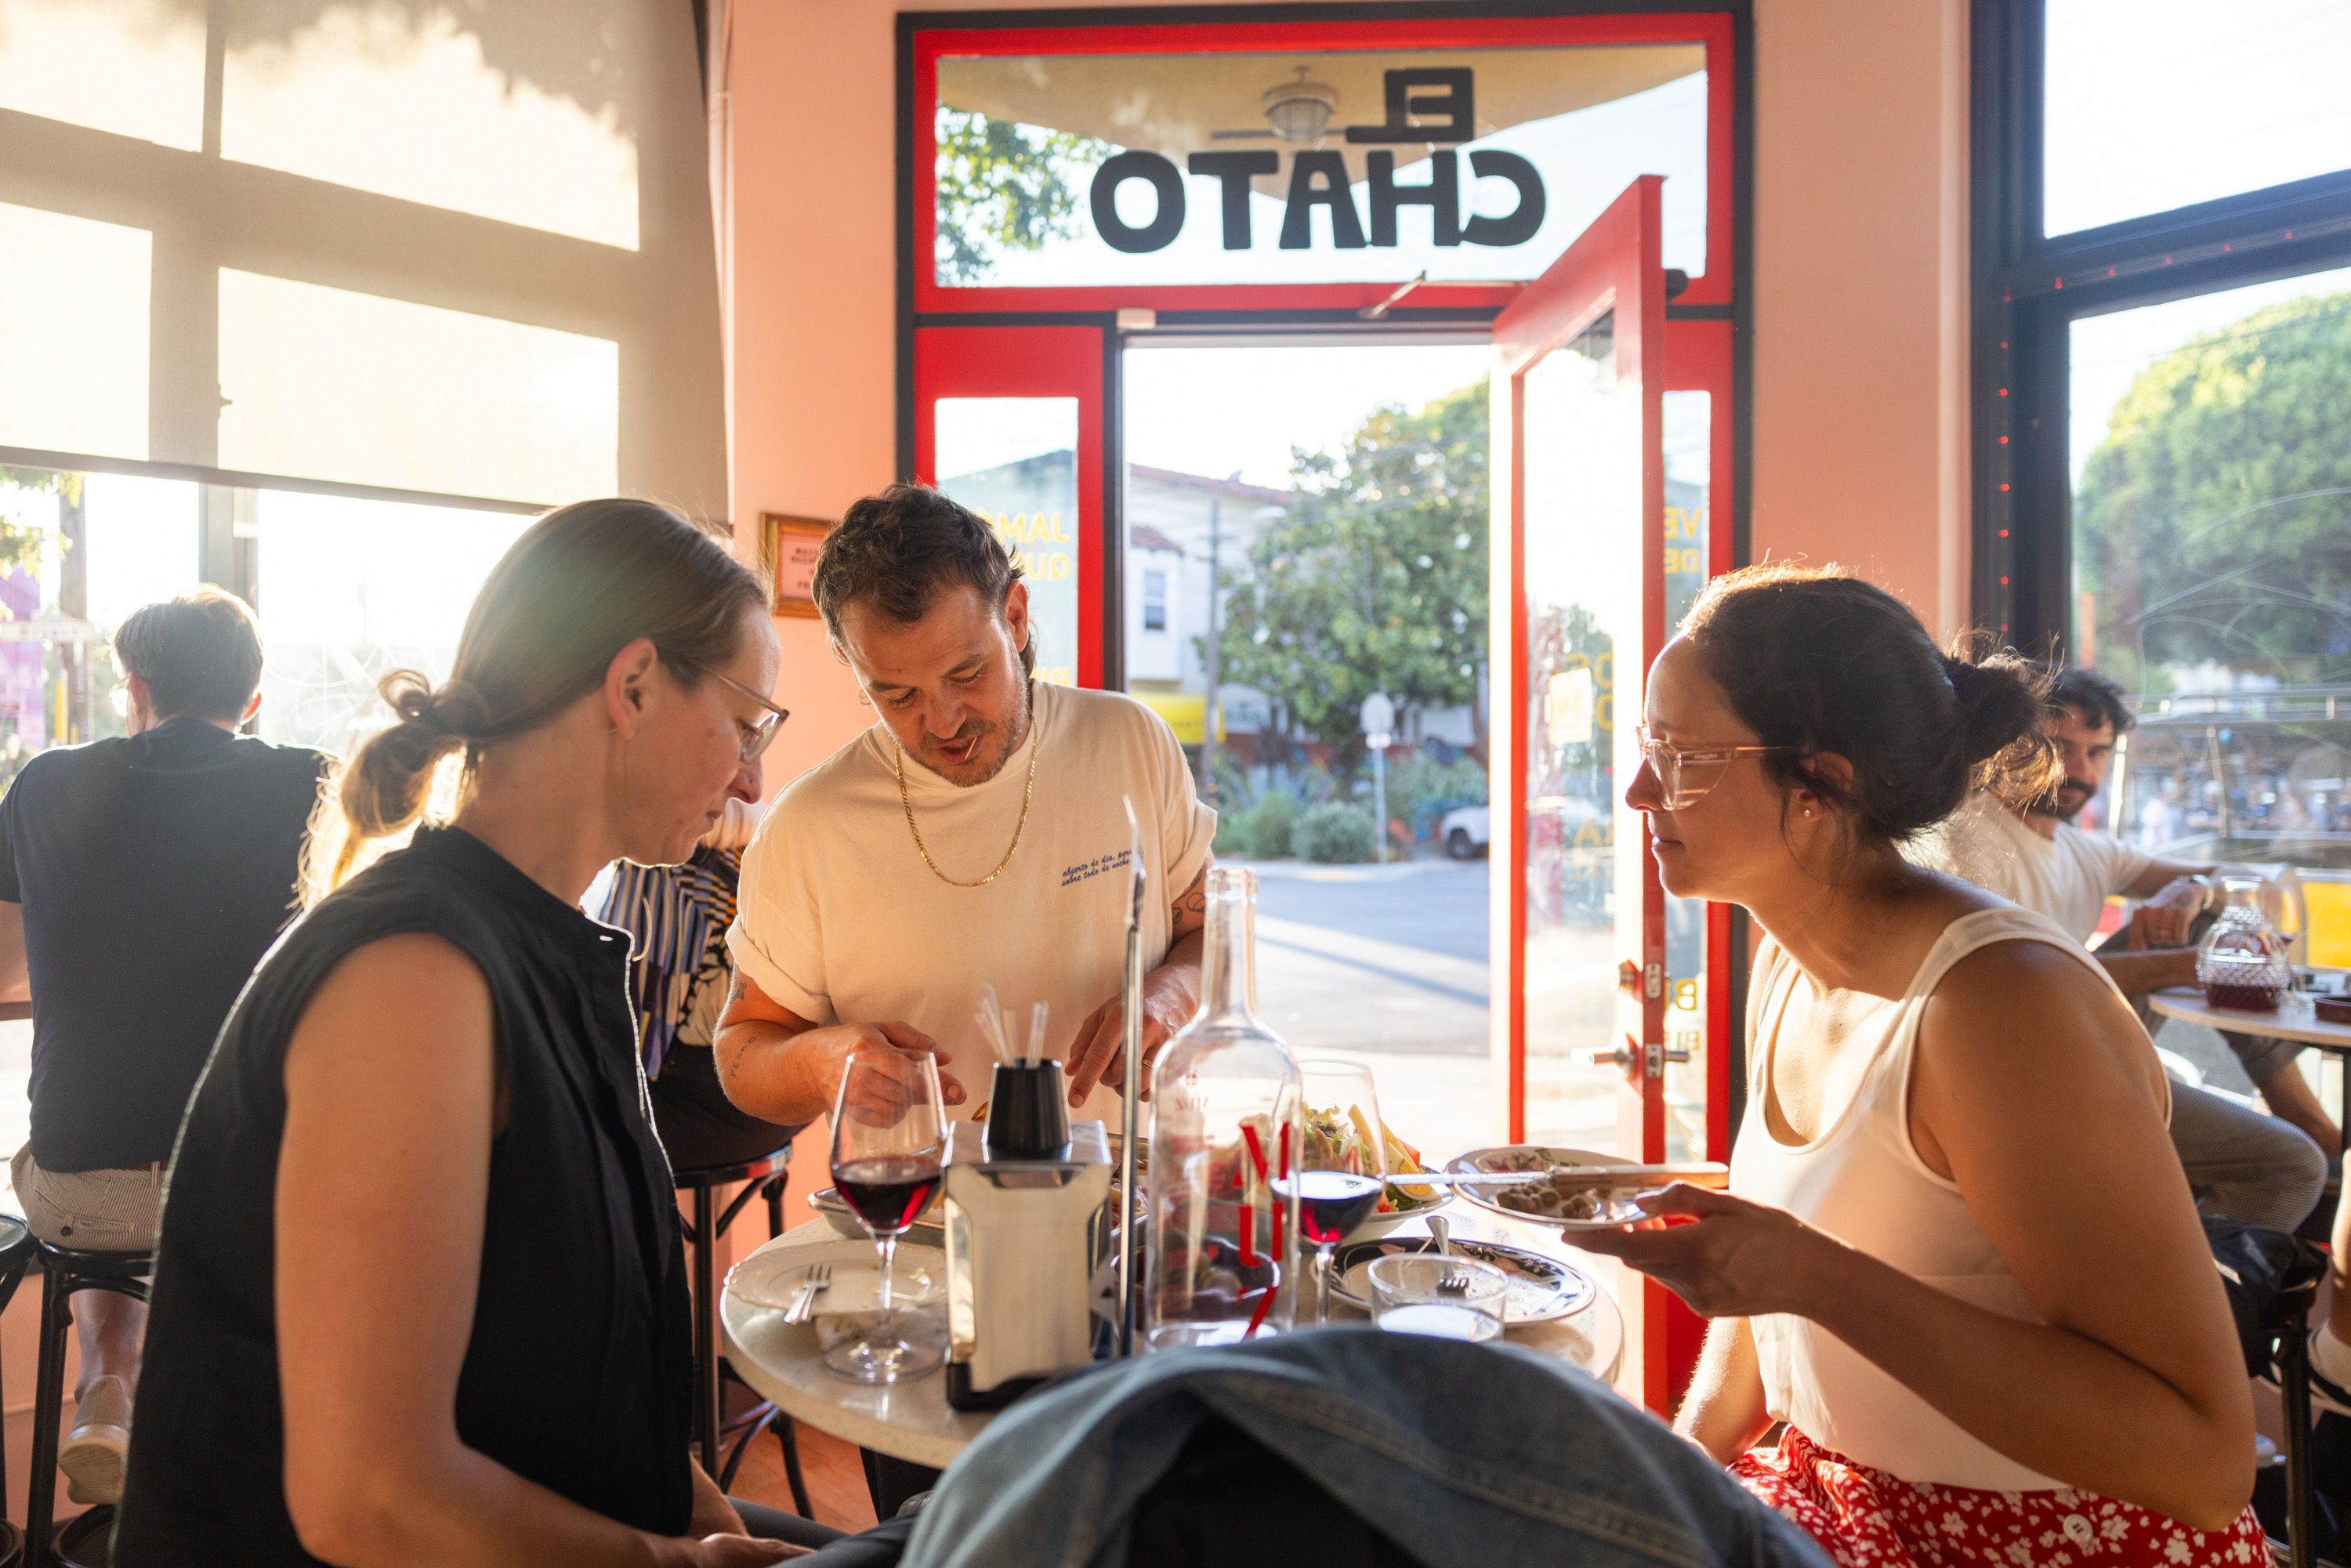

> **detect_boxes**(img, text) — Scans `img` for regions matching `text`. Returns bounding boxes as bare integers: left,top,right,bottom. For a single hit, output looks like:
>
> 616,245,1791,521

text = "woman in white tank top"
1576,563,2259,1568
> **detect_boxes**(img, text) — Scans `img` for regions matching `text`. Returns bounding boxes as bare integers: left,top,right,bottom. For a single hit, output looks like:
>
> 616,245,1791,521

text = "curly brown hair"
813,485,1034,676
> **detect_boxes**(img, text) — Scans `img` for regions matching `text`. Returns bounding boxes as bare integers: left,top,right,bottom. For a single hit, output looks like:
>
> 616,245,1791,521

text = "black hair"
113,587,265,722
2045,666,2136,737
1678,562,2059,850
813,484,1034,676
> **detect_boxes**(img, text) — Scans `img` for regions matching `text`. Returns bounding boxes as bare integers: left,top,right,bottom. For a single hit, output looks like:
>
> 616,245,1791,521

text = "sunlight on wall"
0,0,205,150
0,203,150,461
222,1,639,249
217,270,618,504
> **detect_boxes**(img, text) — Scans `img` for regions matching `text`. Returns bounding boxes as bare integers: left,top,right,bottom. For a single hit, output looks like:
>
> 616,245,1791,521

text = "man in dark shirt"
0,587,326,1505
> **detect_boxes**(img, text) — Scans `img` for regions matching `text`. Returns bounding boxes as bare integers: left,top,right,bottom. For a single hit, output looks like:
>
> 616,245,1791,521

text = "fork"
784,1262,833,1325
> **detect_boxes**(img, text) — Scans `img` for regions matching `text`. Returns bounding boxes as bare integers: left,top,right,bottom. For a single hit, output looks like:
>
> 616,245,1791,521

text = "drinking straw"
1002,1008,1020,1066
973,987,1012,1065
1027,1001,1049,1068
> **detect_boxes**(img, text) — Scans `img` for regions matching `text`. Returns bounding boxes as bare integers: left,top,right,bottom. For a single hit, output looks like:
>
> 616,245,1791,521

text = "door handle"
1576,1040,1690,1081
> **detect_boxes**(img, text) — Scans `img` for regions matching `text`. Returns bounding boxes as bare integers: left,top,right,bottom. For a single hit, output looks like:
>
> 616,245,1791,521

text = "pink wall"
717,1,1975,791
1750,0,1972,639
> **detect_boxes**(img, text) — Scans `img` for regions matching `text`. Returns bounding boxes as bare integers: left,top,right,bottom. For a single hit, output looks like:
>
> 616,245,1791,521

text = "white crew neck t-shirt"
1911,792,2151,945
727,682,1215,1124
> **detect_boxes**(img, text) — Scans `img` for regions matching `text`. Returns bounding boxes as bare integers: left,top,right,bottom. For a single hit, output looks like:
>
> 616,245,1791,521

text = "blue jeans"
902,1329,1832,1568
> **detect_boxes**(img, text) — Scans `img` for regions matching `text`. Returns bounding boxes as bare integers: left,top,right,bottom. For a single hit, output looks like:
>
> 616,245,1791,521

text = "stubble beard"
937,676,1034,789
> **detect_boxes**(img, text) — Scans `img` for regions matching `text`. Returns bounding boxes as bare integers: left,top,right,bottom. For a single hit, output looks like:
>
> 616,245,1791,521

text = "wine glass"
1292,1059,1389,1324
824,1049,947,1383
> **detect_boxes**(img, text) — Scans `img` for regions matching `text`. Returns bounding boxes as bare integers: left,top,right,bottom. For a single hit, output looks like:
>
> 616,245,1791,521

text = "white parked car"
1440,804,1491,861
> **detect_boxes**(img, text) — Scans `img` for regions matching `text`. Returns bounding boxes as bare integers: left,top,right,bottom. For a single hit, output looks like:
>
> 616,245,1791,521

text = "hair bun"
1941,651,2042,766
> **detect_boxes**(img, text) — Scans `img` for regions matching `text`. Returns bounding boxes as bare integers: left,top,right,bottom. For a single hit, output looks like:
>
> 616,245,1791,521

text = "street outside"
1233,855,1496,1164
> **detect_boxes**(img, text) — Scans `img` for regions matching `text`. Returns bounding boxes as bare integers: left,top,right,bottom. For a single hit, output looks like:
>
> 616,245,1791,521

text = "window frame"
1972,0,2351,655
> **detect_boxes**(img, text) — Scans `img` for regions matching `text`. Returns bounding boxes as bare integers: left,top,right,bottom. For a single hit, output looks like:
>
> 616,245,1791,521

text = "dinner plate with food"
1297,1104,1452,1242
1441,1145,1723,1231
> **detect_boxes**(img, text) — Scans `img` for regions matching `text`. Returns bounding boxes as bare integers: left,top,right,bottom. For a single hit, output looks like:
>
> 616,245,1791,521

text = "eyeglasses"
670,657,789,762
1634,724,1801,810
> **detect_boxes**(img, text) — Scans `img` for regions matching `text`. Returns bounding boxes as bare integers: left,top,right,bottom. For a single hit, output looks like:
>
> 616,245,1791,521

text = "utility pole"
1200,474,1236,800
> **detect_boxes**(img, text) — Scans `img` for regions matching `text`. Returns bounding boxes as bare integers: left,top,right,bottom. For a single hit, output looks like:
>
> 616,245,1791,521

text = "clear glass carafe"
2197,877,2293,1013
1146,867,1302,1349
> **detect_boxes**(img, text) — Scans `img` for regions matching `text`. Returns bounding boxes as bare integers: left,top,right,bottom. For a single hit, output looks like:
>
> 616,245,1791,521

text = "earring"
1802,807,1815,818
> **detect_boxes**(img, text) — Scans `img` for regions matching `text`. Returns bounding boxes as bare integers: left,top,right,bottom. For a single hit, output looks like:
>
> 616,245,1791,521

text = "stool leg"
26,1265,72,1568
766,1168,787,1240
776,1413,813,1519
692,1182,720,1478
2280,1327,2315,1568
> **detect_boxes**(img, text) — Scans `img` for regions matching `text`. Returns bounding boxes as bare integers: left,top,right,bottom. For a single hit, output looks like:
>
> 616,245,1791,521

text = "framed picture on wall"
761,512,831,619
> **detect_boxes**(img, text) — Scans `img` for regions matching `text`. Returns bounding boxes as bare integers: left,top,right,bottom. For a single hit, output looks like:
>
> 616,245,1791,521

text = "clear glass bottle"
1145,867,1302,1349
2197,877,2293,1012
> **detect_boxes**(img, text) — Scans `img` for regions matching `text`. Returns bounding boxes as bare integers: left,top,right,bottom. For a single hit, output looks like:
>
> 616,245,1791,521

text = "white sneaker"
59,1374,130,1505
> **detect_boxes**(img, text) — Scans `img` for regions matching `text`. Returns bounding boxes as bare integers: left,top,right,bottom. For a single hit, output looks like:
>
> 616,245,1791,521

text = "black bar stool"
24,1243,150,1568
0,1217,39,1567
673,1149,810,1516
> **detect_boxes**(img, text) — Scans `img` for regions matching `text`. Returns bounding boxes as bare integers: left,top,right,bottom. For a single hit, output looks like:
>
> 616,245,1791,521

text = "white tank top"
1733,904,2161,1492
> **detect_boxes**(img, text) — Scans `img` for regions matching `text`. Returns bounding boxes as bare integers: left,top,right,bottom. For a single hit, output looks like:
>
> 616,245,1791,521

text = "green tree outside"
1214,381,1489,780
2074,290,2351,693
933,109,1112,284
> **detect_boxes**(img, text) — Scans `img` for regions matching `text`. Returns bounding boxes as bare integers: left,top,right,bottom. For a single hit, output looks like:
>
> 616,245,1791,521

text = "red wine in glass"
1288,1171,1386,1245
826,1049,947,1385
835,1156,944,1234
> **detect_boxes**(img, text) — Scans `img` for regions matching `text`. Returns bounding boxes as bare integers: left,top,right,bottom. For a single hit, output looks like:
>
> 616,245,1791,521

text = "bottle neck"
1200,889,1257,1021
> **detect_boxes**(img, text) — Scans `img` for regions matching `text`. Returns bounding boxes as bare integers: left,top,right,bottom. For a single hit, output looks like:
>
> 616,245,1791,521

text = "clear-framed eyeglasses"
669,657,789,762
1634,723,1802,810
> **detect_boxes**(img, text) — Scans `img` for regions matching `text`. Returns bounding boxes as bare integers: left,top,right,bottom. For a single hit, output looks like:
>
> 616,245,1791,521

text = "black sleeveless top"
114,827,694,1565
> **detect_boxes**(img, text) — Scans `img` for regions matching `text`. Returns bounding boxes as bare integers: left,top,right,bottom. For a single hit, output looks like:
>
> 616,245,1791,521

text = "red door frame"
913,325,1114,690
901,5,1748,1413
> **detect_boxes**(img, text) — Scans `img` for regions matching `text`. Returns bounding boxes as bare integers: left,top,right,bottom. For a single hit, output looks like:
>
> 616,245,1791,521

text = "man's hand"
1063,967,1196,1107
1062,861,1209,1106
716,971,963,1124
2130,876,2209,951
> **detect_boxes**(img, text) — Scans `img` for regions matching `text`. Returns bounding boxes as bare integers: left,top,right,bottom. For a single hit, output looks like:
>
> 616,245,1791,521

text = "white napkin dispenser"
943,1117,1111,1410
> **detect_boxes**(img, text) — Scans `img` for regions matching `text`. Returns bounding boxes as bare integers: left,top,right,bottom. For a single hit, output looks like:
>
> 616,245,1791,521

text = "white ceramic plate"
1444,1145,1651,1233
1331,1236,1596,1323
726,1237,948,1313
1342,1168,1454,1243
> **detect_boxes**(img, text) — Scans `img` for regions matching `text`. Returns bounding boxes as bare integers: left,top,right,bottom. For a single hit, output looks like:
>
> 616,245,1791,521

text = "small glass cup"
1367,1254,1508,1342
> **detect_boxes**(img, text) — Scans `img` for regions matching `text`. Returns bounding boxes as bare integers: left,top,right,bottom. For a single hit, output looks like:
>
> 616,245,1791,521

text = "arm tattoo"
1172,861,1209,926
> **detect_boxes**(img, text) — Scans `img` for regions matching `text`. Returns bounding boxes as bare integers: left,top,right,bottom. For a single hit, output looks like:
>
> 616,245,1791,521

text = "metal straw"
1116,796,1147,1358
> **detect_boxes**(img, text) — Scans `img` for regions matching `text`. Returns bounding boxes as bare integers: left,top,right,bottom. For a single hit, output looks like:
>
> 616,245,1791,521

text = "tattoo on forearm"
727,972,748,1003
1173,863,1208,922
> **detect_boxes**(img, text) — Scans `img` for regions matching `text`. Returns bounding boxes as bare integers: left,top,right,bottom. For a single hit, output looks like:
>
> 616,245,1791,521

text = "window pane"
255,490,532,756
1661,389,1709,1163
2070,266,2351,902
935,45,1705,288
1523,314,1637,1155
932,397,1082,689
0,0,204,150
217,271,618,505
221,0,642,249
0,204,150,462
2045,0,2351,237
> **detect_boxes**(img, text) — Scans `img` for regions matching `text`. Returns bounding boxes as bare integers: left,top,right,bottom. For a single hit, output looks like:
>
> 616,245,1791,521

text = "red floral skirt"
1731,1426,2268,1568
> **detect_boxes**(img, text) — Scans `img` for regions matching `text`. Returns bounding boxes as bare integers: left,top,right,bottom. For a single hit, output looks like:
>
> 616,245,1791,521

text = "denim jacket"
902,1328,1832,1568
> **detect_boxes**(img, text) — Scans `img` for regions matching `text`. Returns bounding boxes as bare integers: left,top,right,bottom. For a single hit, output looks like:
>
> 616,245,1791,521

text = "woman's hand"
1570,1183,1849,1319
686,1458,745,1539
655,1534,802,1565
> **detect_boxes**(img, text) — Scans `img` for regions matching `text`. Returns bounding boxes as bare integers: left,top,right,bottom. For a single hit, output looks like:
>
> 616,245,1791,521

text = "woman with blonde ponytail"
116,500,824,1566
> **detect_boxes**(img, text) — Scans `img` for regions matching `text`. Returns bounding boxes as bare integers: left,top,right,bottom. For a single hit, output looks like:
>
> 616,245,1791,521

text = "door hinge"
1644,961,1663,999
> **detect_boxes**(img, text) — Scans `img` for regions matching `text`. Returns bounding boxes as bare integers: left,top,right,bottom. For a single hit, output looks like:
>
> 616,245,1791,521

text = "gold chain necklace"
892,706,1041,889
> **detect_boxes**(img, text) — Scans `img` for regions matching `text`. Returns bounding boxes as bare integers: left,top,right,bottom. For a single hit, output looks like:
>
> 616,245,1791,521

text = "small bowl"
1367,1254,1508,1342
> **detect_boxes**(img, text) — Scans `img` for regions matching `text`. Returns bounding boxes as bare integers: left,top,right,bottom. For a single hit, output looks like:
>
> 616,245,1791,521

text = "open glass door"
913,325,1114,689
1491,176,1672,1403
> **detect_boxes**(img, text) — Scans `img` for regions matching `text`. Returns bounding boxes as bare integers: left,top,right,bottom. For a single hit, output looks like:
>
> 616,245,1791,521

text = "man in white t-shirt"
1924,668,2326,1233
715,484,1215,1136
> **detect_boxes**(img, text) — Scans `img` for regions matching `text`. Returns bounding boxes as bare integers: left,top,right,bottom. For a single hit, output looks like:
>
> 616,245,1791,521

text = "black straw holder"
984,1062,1072,1161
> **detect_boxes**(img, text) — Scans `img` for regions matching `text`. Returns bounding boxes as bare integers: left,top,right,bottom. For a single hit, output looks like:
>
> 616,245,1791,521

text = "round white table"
722,1208,1627,1468
2148,987,2351,1051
